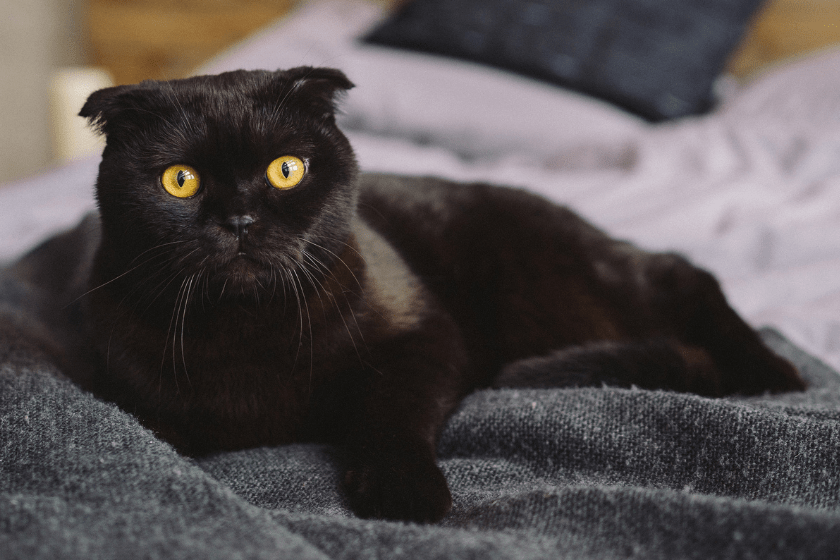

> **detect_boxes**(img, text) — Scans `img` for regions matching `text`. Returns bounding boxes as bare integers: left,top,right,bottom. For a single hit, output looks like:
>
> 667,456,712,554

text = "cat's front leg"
341,328,469,523
344,429,452,523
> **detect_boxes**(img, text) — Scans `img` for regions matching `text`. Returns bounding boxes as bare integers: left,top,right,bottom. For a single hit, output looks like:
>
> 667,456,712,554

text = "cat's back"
357,172,615,282
356,173,632,368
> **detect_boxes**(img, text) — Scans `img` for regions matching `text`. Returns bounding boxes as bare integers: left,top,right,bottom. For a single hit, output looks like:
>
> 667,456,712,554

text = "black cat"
67,67,803,523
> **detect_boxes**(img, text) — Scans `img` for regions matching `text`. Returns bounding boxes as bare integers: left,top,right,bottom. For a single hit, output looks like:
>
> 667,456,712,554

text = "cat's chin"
209,254,277,296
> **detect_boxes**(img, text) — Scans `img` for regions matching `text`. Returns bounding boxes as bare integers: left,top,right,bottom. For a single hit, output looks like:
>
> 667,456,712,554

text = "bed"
2,1,840,558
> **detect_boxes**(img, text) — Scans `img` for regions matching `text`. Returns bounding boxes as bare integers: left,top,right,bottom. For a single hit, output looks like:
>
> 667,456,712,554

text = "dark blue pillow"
364,0,764,121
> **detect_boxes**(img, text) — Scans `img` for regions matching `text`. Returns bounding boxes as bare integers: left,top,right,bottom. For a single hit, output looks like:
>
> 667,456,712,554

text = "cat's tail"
493,339,788,397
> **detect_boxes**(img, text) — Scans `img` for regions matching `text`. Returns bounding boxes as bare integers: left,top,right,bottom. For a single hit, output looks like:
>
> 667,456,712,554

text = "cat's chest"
136,302,356,384
98,301,364,450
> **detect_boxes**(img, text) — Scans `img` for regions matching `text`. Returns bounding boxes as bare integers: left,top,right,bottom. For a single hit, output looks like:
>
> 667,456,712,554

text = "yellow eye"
266,156,306,190
161,165,201,198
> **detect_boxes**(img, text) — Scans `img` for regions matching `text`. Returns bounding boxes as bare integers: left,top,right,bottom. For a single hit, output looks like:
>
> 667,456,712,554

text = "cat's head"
81,67,357,299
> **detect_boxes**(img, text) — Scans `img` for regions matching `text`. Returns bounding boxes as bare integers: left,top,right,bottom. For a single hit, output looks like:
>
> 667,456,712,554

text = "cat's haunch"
71,67,804,523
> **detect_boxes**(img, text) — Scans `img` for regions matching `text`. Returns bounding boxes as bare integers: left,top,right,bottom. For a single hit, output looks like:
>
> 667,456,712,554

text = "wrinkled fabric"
1,230,839,560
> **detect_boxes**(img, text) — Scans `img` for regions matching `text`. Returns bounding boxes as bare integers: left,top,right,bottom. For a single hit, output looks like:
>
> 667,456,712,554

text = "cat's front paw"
755,352,806,393
344,450,452,523
721,344,806,395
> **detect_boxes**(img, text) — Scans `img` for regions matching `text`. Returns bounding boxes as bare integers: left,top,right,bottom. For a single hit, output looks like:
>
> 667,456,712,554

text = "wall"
0,0,85,184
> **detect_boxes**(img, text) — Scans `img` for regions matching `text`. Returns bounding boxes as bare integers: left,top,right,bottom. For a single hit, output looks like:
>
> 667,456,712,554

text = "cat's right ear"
79,84,137,135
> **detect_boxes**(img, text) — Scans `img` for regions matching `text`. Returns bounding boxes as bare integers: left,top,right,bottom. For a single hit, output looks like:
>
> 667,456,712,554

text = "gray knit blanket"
2,219,839,559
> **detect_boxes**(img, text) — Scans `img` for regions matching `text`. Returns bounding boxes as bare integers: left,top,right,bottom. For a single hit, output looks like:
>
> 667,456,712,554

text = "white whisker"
164,275,191,393
65,241,194,308
302,250,366,361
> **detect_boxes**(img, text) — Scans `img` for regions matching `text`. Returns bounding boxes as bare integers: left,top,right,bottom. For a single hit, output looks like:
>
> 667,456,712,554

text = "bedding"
2,0,840,558
364,0,764,121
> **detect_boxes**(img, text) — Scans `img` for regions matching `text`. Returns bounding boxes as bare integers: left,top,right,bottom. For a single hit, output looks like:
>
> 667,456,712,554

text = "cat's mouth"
226,250,265,270
205,254,272,298
213,248,293,285
205,244,302,298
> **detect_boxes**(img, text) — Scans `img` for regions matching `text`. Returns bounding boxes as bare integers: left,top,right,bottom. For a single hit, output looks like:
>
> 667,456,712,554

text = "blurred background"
1,0,839,185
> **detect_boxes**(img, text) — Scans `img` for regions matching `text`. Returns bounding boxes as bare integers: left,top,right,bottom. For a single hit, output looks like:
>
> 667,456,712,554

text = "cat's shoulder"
350,218,429,332
356,172,572,223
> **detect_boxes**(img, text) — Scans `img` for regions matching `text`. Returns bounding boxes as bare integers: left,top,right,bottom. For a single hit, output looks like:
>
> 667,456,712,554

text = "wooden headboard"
86,0,840,86
86,0,300,86
727,0,840,78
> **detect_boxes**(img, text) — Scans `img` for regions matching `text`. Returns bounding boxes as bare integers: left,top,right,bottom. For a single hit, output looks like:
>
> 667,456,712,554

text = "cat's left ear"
279,66,354,120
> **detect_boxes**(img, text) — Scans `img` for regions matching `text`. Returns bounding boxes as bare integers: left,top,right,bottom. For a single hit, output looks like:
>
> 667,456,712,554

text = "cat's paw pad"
344,453,452,523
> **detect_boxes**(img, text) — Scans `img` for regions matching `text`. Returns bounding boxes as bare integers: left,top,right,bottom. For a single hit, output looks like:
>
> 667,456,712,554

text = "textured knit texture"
2,223,840,559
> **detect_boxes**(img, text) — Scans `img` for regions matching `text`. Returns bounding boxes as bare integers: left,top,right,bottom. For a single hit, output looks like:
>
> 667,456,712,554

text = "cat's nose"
224,215,254,238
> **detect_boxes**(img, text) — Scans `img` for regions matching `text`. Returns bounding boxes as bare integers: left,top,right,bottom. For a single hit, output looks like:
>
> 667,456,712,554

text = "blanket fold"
2,226,839,559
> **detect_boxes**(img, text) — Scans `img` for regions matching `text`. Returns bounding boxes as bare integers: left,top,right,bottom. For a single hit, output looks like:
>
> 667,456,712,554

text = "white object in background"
49,67,113,162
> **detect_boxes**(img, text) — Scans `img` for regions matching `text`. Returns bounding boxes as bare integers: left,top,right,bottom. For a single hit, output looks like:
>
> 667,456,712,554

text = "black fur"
75,67,804,524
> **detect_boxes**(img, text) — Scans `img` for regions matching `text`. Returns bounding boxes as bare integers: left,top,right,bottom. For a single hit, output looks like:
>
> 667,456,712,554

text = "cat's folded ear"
277,66,354,120
79,84,145,136
80,68,355,134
